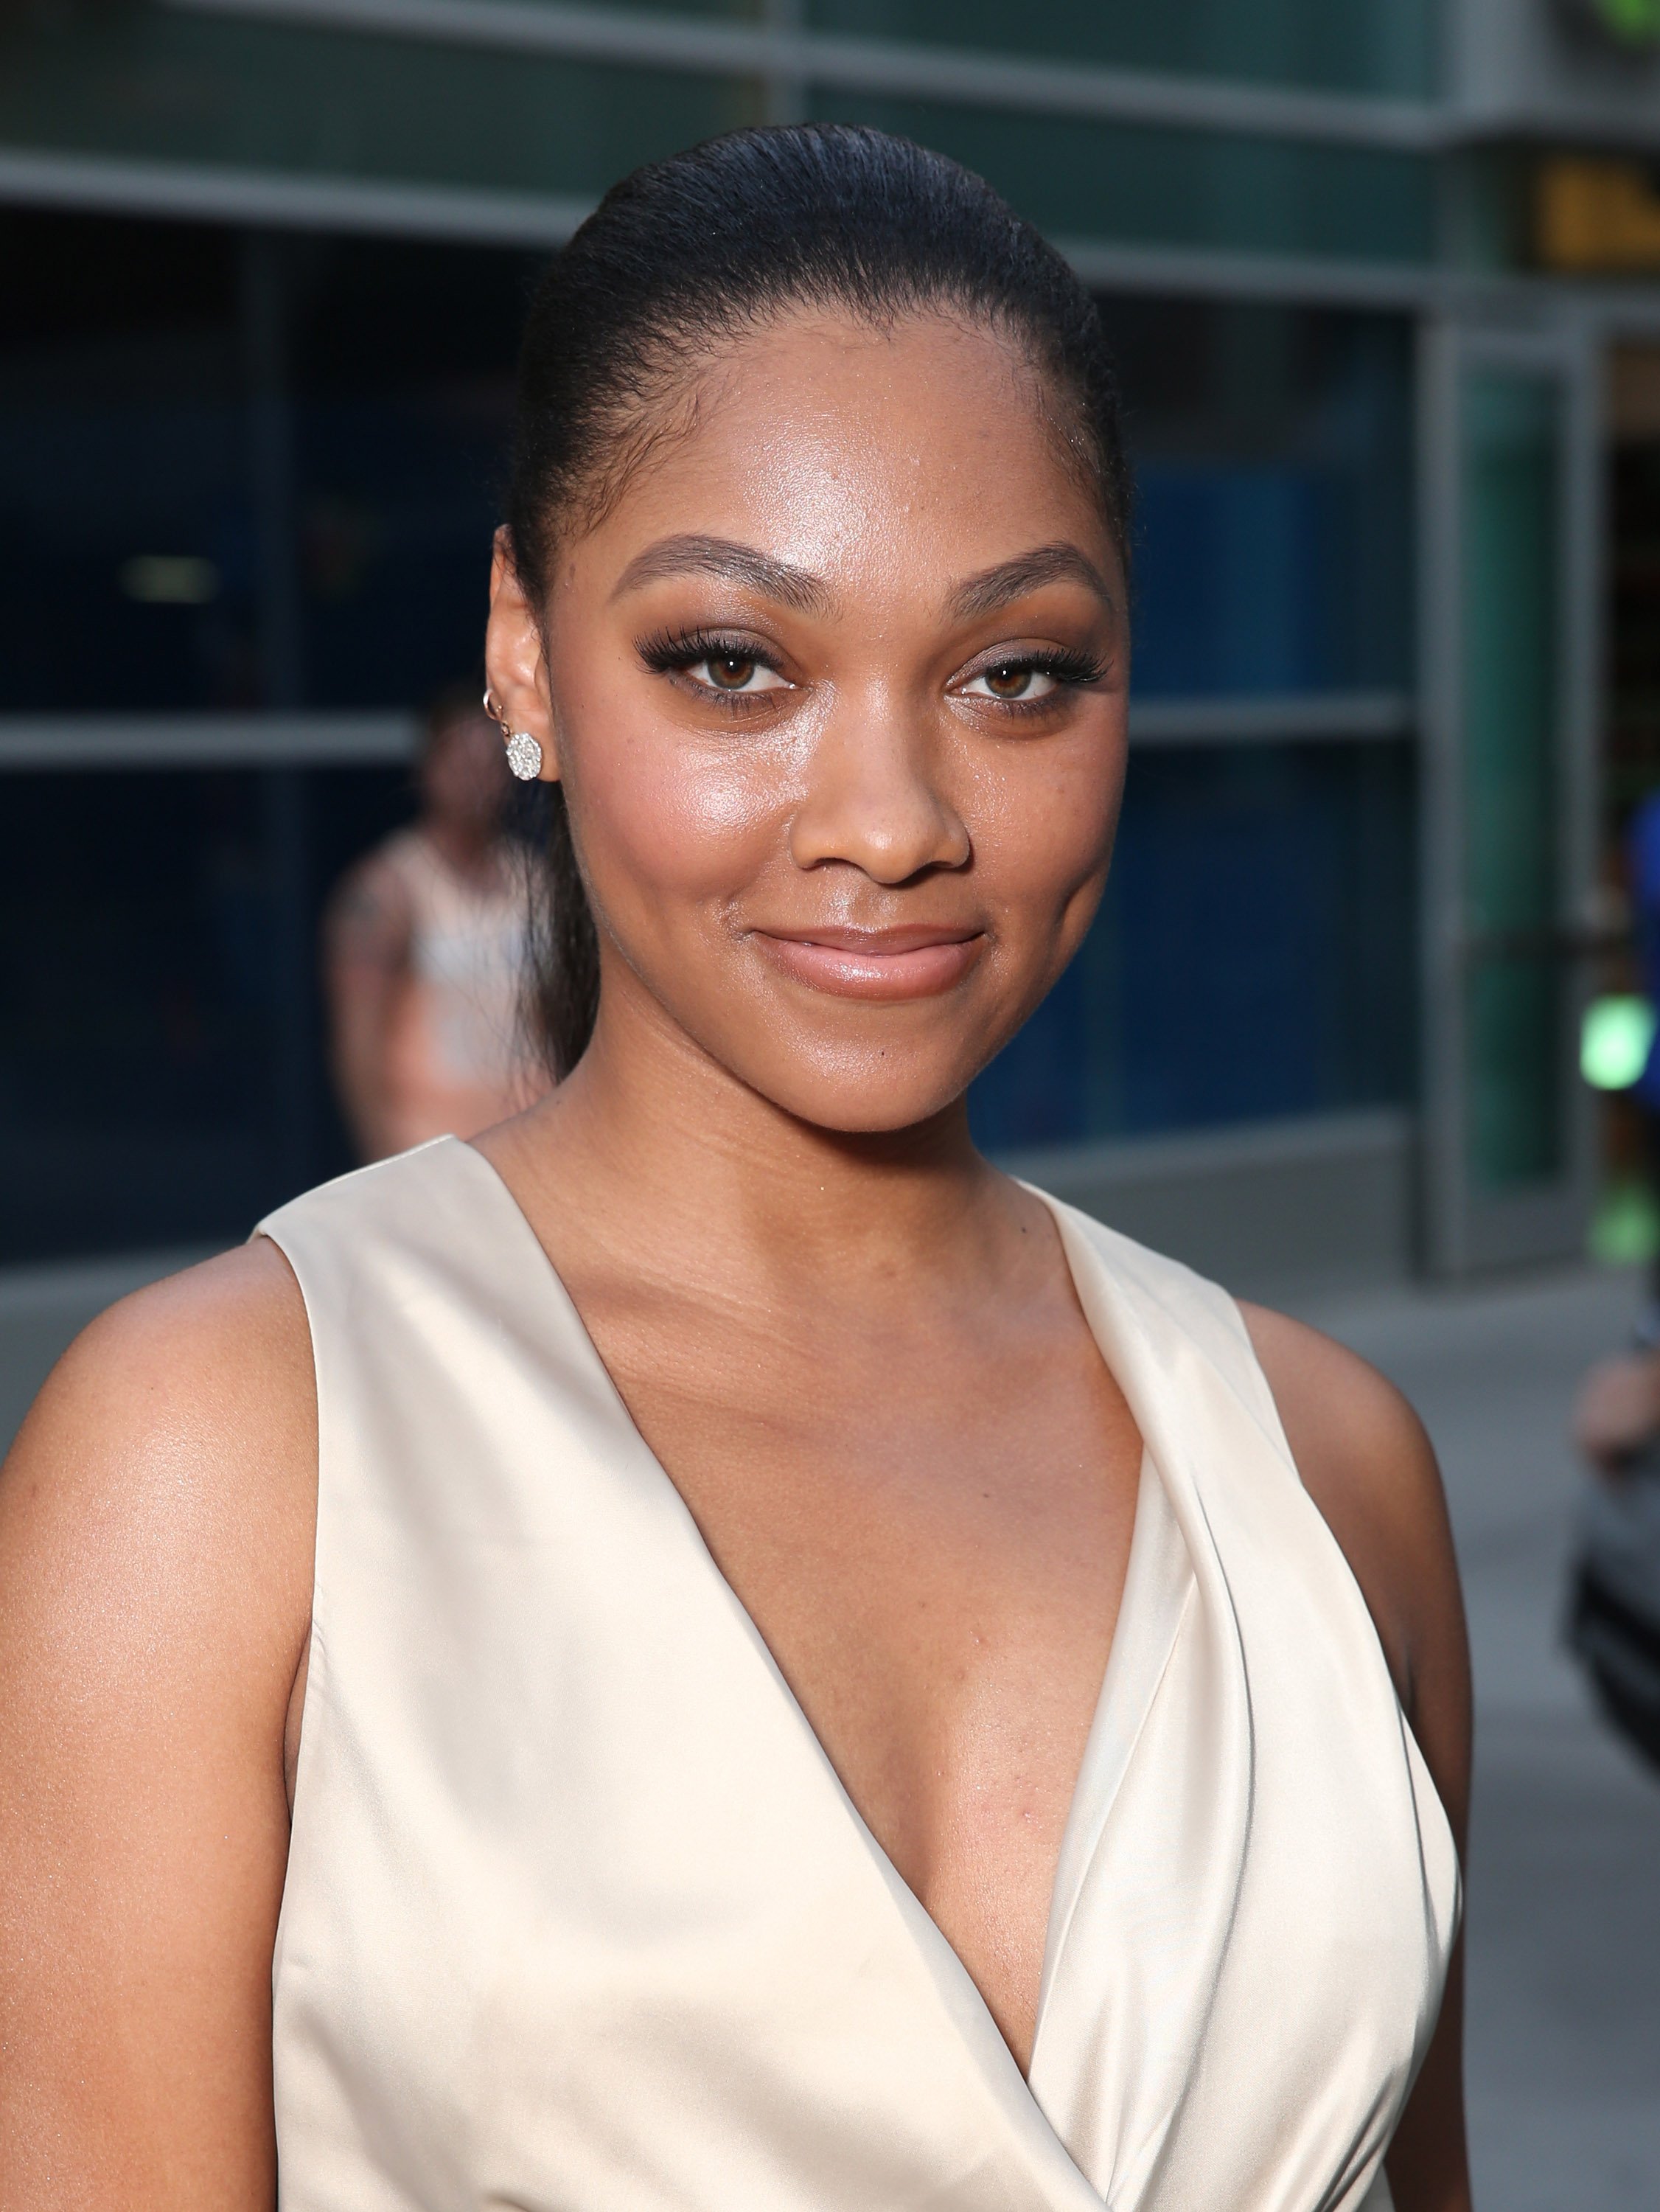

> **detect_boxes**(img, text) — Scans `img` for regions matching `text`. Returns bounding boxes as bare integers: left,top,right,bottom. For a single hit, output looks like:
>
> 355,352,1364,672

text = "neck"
511,973,1011,1298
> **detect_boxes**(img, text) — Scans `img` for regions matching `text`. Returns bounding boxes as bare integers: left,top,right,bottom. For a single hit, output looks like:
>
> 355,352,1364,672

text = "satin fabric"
262,1137,1458,2212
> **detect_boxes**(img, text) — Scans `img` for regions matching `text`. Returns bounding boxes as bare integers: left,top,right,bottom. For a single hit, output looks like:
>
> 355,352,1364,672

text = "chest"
578,1287,1145,2062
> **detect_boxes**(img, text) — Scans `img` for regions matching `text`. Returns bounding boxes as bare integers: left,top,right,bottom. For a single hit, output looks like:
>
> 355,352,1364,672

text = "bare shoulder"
0,1231,318,1768
1237,1302,1440,1536
1238,1303,1470,1829
0,1240,316,2202
4,1234,315,1542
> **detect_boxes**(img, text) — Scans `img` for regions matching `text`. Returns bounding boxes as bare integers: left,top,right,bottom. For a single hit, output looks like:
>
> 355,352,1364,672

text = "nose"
788,692,972,884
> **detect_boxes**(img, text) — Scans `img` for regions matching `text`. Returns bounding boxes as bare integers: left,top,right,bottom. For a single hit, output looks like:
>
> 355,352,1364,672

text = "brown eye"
705,655,756,690
963,663,1058,702
683,652,788,696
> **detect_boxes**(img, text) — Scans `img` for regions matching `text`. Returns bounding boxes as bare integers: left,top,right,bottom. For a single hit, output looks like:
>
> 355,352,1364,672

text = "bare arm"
1241,1304,1473,2212
324,851,414,1162
0,1244,316,2207
1573,1349,1660,1472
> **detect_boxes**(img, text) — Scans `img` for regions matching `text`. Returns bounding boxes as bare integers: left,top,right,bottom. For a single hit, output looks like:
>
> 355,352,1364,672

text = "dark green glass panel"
812,93,1434,262
1466,953,1563,1189
0,10,760,198
1460,370,1565,1192
811,0,1434,97
576,0,764,16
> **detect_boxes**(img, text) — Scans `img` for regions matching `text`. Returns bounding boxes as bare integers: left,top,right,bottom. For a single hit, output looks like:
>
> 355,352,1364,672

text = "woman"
0,128,1469,2210
324,685,547,1161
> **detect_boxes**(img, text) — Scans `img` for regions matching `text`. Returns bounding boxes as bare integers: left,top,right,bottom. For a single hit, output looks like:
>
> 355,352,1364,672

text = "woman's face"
487,309,1129,1134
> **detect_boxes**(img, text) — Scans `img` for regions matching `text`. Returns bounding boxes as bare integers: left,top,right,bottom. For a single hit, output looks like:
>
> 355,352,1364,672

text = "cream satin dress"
260,1137,1459,2212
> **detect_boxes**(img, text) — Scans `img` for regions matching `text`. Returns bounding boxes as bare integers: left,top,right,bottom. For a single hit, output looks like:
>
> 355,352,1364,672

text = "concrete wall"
1002,1108,1417,1303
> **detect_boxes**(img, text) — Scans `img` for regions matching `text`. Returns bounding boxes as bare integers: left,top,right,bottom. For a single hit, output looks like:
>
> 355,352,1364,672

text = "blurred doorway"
1420,324,1601,1273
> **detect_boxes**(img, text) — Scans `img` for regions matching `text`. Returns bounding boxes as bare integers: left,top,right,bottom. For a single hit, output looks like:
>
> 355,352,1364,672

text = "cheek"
972,737,1125,937
561,686,790,913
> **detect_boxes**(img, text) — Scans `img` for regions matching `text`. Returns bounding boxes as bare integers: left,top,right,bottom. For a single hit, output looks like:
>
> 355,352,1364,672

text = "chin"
739,1044,983,1141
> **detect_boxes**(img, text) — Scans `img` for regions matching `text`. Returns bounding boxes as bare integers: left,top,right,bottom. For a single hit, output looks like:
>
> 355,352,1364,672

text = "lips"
752,922,986,1001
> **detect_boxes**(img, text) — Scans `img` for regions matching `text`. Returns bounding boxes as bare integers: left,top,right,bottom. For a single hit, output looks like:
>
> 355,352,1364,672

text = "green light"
1591,1178,1660,1265
1591,0,1660,44
1581,995,1657,1090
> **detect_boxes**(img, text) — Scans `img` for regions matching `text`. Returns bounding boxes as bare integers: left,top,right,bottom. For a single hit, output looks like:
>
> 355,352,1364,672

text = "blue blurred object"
1629,792,1660,1110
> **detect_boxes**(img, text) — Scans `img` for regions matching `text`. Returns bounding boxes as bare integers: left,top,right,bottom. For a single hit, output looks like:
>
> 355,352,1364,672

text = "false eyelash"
636,626,782,675
977,646,1107,688
634,630,1109,693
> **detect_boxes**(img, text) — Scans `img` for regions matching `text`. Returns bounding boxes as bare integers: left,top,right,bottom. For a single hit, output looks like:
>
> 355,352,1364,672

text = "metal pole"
1415,312,1467,1274
242,229,313,1199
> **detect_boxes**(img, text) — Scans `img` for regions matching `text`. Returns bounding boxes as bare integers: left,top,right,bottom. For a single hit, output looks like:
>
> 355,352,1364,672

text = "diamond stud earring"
504,730,545,781
483,690,545,782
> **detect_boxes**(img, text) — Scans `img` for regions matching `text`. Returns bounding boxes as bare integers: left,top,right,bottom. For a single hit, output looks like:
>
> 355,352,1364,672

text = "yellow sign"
1538,156,1660,272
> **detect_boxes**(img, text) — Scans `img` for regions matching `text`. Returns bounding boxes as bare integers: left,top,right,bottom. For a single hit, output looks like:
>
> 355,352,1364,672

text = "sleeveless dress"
260,1137,1459,2212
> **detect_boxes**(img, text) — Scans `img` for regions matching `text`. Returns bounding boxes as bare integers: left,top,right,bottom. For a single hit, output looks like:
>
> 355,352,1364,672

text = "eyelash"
638,628,781,683
635,630,1106,707
970,647,1106,701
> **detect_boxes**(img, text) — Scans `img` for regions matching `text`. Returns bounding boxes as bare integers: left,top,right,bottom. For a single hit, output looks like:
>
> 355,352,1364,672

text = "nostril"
789,774,972,883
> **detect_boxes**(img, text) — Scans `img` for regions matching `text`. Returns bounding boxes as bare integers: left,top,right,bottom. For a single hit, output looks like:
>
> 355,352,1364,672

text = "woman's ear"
485,527,560,780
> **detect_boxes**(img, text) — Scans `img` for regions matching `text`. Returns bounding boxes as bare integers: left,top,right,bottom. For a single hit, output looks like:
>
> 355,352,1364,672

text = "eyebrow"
947,543,1115,623
611,533,835,616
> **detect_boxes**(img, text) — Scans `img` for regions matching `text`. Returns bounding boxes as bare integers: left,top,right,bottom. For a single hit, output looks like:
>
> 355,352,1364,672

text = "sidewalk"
1308,1263,1660,2212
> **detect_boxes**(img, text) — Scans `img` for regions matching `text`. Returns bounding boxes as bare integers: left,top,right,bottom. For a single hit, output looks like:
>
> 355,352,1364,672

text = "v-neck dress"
260,1136,1459,2212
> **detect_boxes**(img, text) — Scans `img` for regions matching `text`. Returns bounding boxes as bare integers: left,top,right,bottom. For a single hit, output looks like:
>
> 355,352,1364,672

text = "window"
972,297,1417,1149
811,0,1434,97
0,212,253,714
0,765,412,1265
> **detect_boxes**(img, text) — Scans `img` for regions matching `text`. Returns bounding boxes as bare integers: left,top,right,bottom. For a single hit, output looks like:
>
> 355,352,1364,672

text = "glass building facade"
0,0,1653,1276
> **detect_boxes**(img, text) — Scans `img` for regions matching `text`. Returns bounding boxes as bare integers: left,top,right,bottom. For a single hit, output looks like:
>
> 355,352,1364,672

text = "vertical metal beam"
242,230,314,1200
245,233,304,709
1418,310,1604,1276
1415,313,1466,1273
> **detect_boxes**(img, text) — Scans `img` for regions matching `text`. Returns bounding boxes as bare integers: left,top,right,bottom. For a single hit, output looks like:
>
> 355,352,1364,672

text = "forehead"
571,310,1115,605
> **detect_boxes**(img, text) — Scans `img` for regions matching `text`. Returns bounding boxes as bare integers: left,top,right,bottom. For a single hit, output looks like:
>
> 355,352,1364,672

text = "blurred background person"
1570,1326,1660,1775
324,684,548,1160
